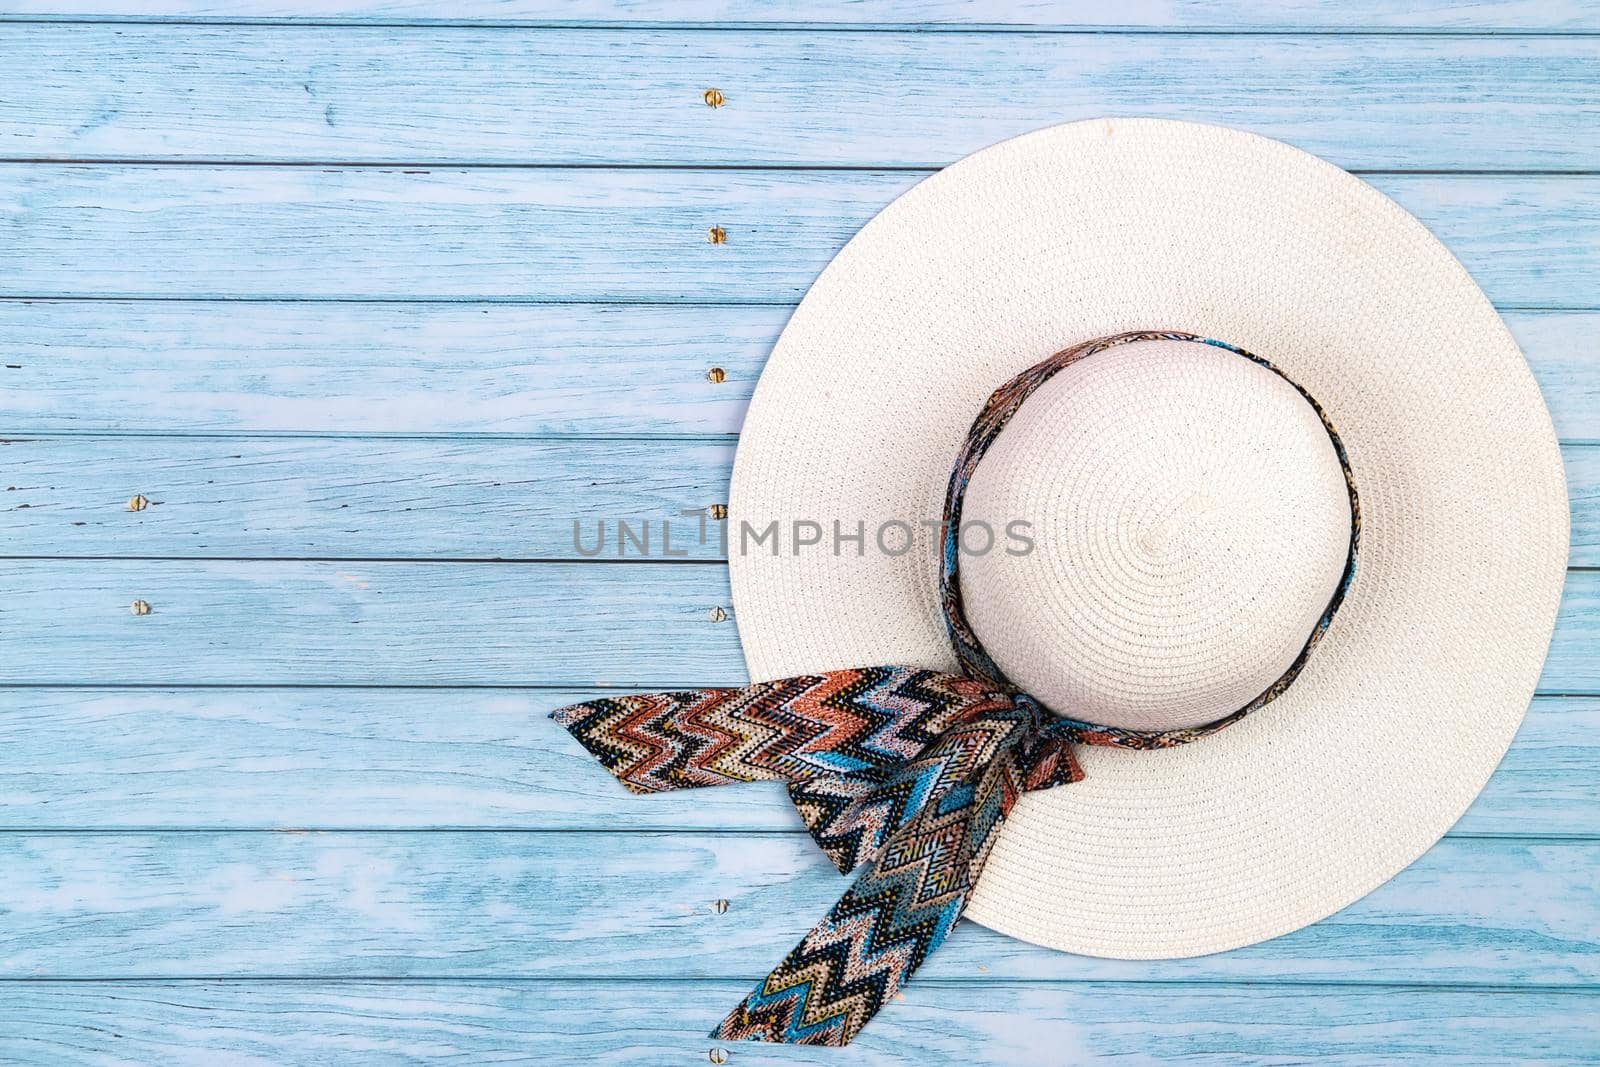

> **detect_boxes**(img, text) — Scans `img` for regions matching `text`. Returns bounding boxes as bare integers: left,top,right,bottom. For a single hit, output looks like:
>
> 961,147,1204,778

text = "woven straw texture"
960,338,1354,733
727,118,1569,958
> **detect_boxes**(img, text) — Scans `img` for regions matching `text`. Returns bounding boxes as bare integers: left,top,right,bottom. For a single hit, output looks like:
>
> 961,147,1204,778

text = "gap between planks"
9,978,1576,995
3,161,1600,174
4,17,1600,35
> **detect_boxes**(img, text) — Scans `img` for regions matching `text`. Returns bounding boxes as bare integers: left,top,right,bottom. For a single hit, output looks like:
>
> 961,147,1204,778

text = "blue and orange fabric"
552,331,1362,1046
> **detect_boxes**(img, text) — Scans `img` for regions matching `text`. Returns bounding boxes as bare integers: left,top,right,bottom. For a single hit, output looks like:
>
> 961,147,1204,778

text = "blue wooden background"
2,2,1598,1062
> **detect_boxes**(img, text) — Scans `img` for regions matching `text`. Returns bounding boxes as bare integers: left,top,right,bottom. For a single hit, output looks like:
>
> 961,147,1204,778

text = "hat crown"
959,338,1352,732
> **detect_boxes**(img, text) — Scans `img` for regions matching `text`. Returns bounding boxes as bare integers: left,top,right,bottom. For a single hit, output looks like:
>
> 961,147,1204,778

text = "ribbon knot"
550,332,1361,1046
787,682,1081,876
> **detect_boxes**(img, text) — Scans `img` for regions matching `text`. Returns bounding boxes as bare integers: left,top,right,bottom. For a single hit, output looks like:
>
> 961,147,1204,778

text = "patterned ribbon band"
552,331,1362,1046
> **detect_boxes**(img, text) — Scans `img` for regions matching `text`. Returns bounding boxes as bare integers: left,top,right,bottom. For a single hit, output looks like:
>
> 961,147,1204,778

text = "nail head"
131,599,152,616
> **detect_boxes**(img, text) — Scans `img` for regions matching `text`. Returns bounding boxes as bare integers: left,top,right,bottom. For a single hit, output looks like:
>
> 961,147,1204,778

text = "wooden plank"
6,438,1596,564
5,303,1598,441
1572,447,1600,562
0,559,742,687
1,169,1593,306
3,981,1593,1067
8,1,1600,31
1,561,1595,690
8,28,1600,167
1512,310,1600,442
0,832,1593,984
1,437,736,561
0,301,772,437
1,688,1592,836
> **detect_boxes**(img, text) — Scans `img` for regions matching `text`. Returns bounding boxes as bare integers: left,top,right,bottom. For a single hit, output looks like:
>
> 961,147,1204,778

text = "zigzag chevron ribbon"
549,333,1362,1046
551,665,1081,1045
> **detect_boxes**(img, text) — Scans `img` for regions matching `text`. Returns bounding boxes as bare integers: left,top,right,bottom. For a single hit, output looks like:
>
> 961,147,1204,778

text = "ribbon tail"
549,665,1010,795
787,734,993,874
714,703,1041,1046
711,799,977,1046
551,686,763,795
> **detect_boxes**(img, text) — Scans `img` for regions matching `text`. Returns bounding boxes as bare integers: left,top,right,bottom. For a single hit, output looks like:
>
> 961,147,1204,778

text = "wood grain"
5,303,1598,441
0,832,1593,983
2,169,1595,304
1,560,1594,690
9,28,1600,166
0,300,770,437
1,688,1592,835
0,559,741,687
5,438,1595,564
4,980,1594,1065
1,437,737,560
9,0,1600,30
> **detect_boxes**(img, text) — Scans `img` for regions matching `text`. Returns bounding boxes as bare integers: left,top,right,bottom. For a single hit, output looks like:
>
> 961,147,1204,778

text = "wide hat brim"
727,118,1569,958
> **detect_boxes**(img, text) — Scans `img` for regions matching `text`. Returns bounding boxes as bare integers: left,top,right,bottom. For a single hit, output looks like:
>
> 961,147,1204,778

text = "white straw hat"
727,118,1569,958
